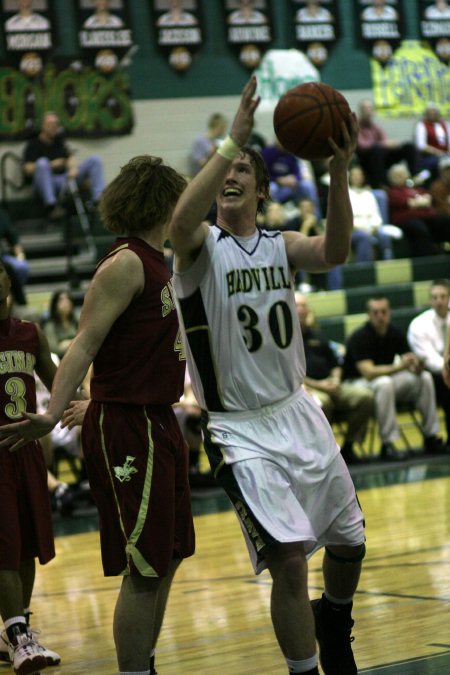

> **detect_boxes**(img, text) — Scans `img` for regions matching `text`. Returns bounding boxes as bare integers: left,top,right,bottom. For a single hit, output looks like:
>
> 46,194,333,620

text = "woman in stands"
43,289,78,359
387,163,450,257
348,165,402,261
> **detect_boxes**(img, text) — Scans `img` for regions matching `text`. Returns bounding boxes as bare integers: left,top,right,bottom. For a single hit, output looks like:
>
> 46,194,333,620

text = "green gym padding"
412,256,450,281
376,259,412,286
342,263,376,289
413,281,432,308
307,291,346,318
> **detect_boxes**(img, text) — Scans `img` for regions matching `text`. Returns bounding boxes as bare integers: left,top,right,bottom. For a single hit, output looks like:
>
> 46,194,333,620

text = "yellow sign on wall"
372,40,450,117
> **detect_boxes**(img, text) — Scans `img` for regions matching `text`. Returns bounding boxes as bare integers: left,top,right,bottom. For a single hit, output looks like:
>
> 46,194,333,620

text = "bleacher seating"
305,255,449,343
1,150,115,316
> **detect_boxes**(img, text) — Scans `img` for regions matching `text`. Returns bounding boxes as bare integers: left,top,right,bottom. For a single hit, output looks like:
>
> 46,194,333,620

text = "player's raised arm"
284,114,357,273
169,76,260,267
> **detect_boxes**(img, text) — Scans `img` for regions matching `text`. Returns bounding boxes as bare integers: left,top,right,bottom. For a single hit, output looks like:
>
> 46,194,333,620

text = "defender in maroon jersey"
0,260,61,674
0,156,195,675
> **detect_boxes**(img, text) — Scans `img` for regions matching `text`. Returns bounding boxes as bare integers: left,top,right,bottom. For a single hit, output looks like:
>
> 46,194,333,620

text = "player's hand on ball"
328,112,358,172
230,76,260,147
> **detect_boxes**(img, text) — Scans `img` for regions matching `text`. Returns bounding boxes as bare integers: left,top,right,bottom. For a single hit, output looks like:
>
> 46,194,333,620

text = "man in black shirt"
23,111,105,220
296,293,374,463
343,296,448,460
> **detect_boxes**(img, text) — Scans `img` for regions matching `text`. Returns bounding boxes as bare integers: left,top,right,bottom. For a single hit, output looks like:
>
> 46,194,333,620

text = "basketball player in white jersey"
169,77,364,675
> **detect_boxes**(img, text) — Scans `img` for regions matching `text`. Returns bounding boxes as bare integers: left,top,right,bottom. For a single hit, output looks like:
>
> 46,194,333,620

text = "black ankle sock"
6,623,27,645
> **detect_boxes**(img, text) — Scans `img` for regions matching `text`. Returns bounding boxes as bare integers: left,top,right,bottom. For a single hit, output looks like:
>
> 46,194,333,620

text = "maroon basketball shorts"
82,401,195,577
0,441,55,569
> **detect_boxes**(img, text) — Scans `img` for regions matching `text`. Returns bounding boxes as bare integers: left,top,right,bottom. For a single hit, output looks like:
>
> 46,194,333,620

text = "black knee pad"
325,544,366,564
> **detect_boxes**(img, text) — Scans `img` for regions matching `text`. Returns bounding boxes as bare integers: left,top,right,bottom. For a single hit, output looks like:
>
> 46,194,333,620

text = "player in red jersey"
0,156,195,675
0,259,61,675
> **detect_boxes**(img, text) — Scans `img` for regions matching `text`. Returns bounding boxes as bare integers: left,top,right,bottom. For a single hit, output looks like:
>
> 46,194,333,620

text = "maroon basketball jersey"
0,317,39,425
90,237,185,405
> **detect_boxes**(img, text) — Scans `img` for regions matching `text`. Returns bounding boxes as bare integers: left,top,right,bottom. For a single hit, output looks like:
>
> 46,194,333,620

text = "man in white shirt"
83,0,124,28
296,0,333,23
5,0,49,32
425,0,450,19
228,0,267,24
361,0,398,21
408,279,450,445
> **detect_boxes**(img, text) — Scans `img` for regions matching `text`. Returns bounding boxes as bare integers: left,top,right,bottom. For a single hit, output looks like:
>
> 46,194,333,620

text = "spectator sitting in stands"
387,163,450,257
408,279,450,447
296,292,374,464
43,289,78,360
188,112,228,177
430,154,450,216
342,295,448,461
23,111,105,220
0,205,29,304
414,101,450,181
356,98,416,189
261,137,321,215
348,165,402,261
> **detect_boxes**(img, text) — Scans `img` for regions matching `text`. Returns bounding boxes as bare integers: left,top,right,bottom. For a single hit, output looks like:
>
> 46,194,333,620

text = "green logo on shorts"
114,455,138,482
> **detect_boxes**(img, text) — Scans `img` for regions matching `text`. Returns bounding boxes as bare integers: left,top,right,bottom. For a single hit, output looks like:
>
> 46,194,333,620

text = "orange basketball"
273,82,352,160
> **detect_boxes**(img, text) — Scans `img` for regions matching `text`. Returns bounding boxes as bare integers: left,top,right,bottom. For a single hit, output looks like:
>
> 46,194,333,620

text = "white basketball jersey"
173,226,306,412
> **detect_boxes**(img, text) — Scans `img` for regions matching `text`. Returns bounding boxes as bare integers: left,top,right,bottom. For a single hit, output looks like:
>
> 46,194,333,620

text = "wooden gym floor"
13,427,450,674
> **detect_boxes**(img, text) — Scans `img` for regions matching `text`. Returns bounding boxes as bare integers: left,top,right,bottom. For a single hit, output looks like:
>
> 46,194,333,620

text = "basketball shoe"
7,631,48,675
311,594,357,675
0,629,60,667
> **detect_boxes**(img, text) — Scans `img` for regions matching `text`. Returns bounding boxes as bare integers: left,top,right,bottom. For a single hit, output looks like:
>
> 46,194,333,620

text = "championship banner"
77,0,133,74
371,40,450,117
290,0,339,68
224,0,273,69
355,0,403,65
152,0,203,72
419,0,450,64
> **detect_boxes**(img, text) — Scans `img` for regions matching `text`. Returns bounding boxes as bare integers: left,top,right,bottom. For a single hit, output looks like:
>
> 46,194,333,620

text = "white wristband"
217,135,241,160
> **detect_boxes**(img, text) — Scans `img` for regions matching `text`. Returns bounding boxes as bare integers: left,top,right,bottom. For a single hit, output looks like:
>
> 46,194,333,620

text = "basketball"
273,82,352,160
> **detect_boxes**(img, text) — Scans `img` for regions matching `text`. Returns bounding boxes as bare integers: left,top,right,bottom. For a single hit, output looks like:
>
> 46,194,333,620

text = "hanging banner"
77,0,133,74
371,40,450,117
254,48,319,113
153,0,202,72
355,0,403,65
224,0,273,69
290,0,339,68
419,0,450,64
1,0,54,77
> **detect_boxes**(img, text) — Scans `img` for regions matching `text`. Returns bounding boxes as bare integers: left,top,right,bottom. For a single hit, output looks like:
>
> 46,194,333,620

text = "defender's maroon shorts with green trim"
82,400,195,577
